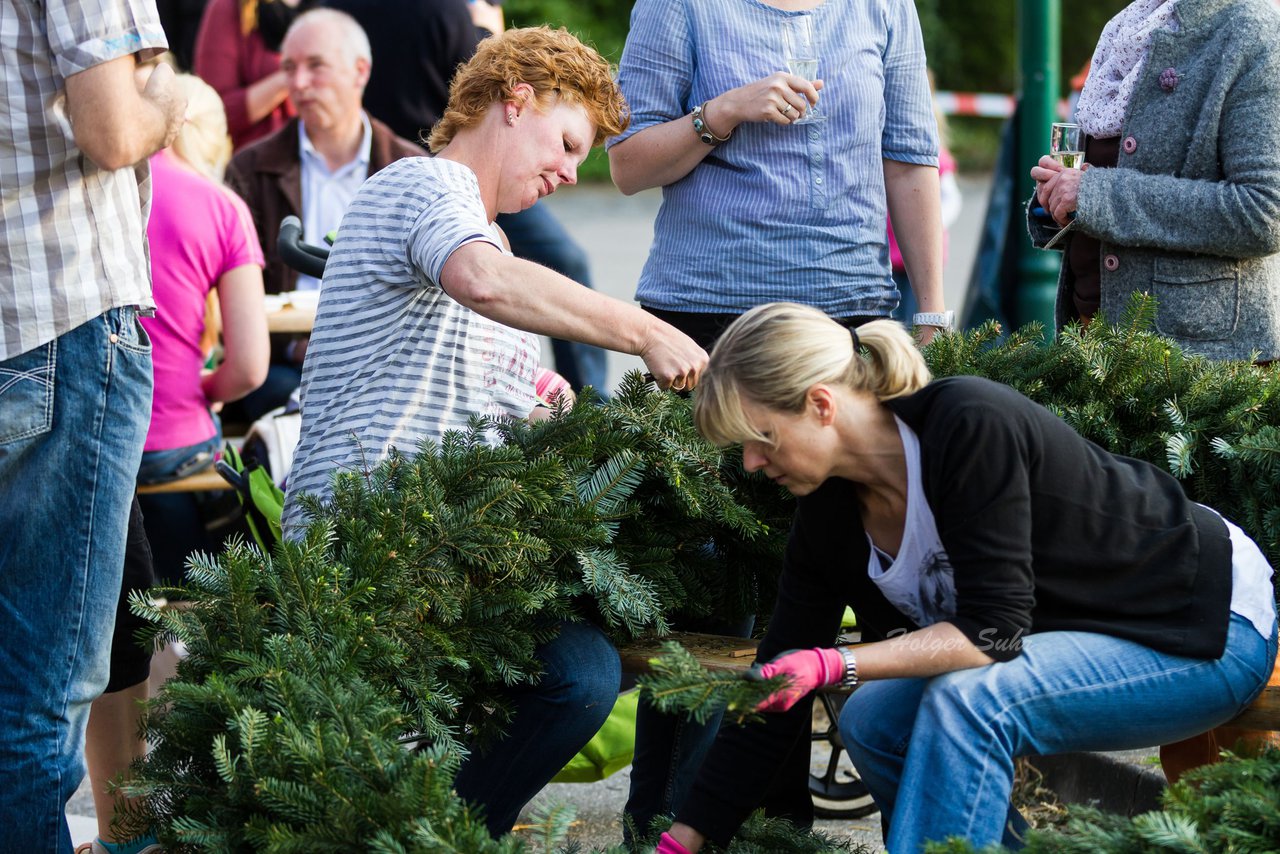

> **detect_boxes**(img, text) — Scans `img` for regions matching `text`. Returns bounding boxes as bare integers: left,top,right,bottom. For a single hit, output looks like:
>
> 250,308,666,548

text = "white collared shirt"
297,113,373,290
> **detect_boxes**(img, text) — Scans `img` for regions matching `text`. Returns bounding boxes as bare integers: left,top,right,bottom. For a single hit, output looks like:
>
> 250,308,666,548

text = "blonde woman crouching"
655,302,1277,854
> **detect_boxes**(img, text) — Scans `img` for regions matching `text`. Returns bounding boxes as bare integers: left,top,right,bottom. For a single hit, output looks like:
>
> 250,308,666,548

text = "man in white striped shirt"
0,0,184,847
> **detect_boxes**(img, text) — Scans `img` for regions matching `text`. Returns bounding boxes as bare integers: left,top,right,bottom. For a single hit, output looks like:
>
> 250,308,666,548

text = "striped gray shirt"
283,157,540,533
0,0,168,360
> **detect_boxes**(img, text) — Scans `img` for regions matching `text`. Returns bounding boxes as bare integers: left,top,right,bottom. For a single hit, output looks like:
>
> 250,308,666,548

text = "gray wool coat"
1029,0,1280,362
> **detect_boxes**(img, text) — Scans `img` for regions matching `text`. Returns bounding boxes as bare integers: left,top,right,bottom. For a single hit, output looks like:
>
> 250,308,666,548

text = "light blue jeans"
841,612,1278,854
0,308,153,852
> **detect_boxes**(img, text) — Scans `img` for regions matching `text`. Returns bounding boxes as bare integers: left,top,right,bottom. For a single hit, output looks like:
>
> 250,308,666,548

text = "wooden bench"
136,466,233,495
616,633,1280,732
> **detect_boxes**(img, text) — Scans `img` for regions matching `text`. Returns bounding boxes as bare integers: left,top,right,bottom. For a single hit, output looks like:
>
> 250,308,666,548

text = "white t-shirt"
282,157,539,535
1213,509,1276,638
866,417,956,628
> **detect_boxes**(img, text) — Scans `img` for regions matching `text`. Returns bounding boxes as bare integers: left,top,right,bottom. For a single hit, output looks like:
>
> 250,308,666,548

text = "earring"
506,111,516,126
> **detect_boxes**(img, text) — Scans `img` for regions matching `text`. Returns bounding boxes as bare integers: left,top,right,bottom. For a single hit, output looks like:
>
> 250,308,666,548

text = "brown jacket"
226,115,425,293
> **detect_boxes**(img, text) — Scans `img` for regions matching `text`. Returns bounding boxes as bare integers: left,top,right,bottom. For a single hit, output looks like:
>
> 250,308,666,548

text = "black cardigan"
678,375,1233,845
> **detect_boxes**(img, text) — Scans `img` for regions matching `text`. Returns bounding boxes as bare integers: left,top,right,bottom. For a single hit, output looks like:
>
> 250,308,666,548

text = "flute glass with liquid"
782,15,823,124
1050,122,1083,168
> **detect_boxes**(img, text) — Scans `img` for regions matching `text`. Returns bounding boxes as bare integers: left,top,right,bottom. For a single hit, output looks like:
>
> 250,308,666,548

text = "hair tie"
849,325,861,355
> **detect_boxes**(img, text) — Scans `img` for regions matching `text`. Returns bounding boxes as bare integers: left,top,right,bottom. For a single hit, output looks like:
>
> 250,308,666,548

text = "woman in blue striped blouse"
608,0,952,837
607,0,951,351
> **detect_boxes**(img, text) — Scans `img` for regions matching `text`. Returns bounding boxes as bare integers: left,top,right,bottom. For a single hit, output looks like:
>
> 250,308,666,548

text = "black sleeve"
673,489,850,846
923,398,1038,661
1026,193,1065,250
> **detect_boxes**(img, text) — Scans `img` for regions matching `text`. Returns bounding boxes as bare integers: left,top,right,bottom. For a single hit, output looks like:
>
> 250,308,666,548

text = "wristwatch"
837,646,859,689
691,103,732,146
912,310,954,330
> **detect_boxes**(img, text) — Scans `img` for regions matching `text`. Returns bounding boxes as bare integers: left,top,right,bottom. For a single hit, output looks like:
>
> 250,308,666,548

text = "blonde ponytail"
171,74,233,180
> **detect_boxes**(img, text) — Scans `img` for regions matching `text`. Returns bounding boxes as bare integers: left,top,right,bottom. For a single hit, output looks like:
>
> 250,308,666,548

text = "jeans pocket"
0,341,55,445
110,305,153,355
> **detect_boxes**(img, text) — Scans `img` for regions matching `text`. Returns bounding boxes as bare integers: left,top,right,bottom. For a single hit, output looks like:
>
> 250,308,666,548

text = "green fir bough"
129,301,1280,850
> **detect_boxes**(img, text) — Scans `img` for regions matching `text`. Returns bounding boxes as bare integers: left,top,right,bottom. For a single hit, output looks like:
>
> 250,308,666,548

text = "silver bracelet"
837,646,859,689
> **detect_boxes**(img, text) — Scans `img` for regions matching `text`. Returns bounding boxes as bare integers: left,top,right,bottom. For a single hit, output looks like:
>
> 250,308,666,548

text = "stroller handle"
277,215,330,280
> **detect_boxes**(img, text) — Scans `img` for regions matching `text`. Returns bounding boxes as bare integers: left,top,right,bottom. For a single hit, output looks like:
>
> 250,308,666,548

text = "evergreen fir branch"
523,801,578,852
715,810,866,852
636,642,785,726
1165,433,1195,478
1163,399,1188,430
212,734,238,785
576,547,667,637
577,449,645,517
1129,811,1205,851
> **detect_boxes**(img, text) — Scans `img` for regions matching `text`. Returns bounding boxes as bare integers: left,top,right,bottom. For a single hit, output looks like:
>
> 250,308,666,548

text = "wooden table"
266,303,316,334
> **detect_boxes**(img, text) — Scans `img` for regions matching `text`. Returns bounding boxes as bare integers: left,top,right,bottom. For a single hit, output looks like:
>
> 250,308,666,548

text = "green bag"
215,443,284,552
551,689,639,783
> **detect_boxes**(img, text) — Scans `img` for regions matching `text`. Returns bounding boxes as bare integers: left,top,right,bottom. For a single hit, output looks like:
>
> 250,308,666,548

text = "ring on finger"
780,103,794,116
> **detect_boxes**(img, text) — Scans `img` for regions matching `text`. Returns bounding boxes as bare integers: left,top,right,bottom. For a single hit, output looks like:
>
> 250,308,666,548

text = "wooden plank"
137,467,232,494
618,631,759,674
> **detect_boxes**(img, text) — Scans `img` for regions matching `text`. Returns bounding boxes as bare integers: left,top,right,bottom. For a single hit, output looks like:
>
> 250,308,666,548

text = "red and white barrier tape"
934,91,1073,119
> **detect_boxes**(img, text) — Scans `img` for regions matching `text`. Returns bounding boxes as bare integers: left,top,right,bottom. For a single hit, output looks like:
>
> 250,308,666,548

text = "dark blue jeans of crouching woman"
624,614,758,844
452,619,621,837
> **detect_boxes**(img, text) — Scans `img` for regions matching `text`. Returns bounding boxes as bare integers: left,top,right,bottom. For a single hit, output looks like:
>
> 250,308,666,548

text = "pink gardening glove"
657,832,693,854
748,647,844,712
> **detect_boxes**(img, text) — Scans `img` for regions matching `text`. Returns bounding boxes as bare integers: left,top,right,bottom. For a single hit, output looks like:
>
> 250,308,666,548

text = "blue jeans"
452,620,621,836
840,613,1278,854
497,202,608,395
0,308,153,852
136,420,220,485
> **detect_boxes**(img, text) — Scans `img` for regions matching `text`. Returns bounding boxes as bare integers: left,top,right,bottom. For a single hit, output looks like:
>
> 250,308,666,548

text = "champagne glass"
782,15,823,124
1041,122,1083,249
1049,122,1083,169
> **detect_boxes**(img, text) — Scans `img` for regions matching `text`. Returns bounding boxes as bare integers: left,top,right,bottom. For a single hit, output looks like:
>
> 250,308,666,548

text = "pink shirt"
142,150,264,451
